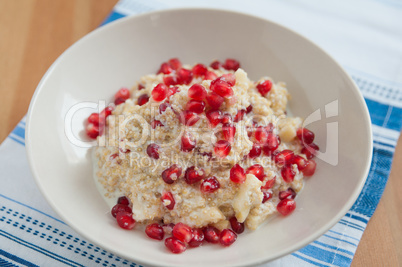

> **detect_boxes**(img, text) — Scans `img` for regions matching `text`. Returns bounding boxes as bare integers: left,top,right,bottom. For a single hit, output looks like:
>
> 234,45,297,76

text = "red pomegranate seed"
281,165,296,183
88,113,100,126
162,223,175,235
279,188,296,200
246,105,253,114
184,166,205,184
262,191,273,203
221,73,236,86
296,128,315,144
261,176,276,190
229,217,244,234
138,84,145,90
158,62,173,74
163,75,178,86
173,223,194,243
210,79,233,98
203,226,220,243
192,63,208,76
274,150,295,166
277,199,296,216
204,71,218,80
214,140,231,158
302,159,316,176
152,83,168,102
114,97,126,105
221,115,232,126
256,80,273,96
165,237,186,254
151,120,164,129
186,100,205,114
262,133,280,154
234,110,245,122
223,58,240,71
210,60,222,70
179,111,200,126
86,123,100,139
246,164,265,181
161,191,175,210
255,126,269,143
162,164,182,184
111,204,132,218
99,106,114,124
219,229,237,246
206,110,222,127
168,58,182,70
230,164,246,184
188,228,204,247
145,223,164,240
248,143,262,158
188,84,207,100
147,143,160,159
115,87,130,101
117,196,130,206
293,155,307,170
302,143,319,159
206,92,224,110
167,86,179,98
159,102,171,114
137,94,149,106
200,177,220,193
222,123,236,143
116,211,136,230
177,68,193,85
181,131,196,152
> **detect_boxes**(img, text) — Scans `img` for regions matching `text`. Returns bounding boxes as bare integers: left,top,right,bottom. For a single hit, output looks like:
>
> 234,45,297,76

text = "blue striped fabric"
1,0,401,266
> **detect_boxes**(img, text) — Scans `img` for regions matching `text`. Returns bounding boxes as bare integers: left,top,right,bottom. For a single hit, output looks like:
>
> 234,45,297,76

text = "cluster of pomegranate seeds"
146,223,165,240
111,196,135,230
114,87,131,105
85,106,114,139
214,140,231,158
246,164,265,181
162,164,182,184
137,94,149,106
229,217,245,234
181,131,196,152
230,164,246,184
277,199,296,216
184,166,205,184
256,80,273,96
161,191,175,210
200,177,220,193
147,143,160,159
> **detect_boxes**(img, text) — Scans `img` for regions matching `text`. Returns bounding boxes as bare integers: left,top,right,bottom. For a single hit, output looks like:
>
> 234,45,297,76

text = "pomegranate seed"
115,87,130,101
138,84,145,90
177,68,193,85
210,79,233,98
234,109,245,122
162,164,182,184
162,223,175,235
86,123,100,139
159,102,171,114
296,128,315,144
152,83,168,102
186,100,205,114
293,155,307,170
256,80,273,96
206,92,224,110
200,177,220,193
119,148,131,154
137,94,149,106
163,75,178,86
262,191,273,203
262,133,280,154
219,229,237,246
302,143,319,159
221,73,236,86
302,159,317,176
145,223,164,240
223,58,240,71
210,60,222,70
222,123,236,142
181,131,196,152
204,71,218,80
279,188,296,200
246,164,265,181
161,191,175,210
168,86,179,98
246,105,253,114
111,204,132,218
281,165,296,183
114,97,126,105
168,58,182,70
248,143,262,158
255,126,269,143
147,143,160,159
206,110,222,127
277,199,296,216
214,140,231,158
179,111,200,126
165,237,186,254
116,211,136,230
188,84,207,100
203,226,220,243
221,113,233,124
188,228,204,247
117,196,130,206
230,164,246,184
192,63,208,76
229,217,244,234
261,177,276,190
88,113,100,125
274,150,294,166
184,166,205,184
99,106,114,123
173,223,193,243
151,120,164,129
158,62,173,74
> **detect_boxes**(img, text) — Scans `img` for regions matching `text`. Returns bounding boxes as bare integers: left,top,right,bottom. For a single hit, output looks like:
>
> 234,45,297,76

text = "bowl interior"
26,8,372,267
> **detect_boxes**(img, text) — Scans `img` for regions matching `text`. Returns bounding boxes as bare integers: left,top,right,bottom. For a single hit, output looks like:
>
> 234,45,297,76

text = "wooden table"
1,1,401,266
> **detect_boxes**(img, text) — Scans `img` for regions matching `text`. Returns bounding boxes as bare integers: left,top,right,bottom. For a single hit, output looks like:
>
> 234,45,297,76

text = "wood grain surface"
0,1,400,266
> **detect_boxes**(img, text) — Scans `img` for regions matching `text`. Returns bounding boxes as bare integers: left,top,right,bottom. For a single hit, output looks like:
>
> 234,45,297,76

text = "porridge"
86,58,318,253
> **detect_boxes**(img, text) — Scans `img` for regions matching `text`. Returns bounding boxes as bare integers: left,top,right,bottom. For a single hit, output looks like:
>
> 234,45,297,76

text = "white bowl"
26,8,372,267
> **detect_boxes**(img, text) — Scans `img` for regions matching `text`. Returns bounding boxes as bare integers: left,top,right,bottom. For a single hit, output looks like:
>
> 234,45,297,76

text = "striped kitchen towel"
1,0,401,266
